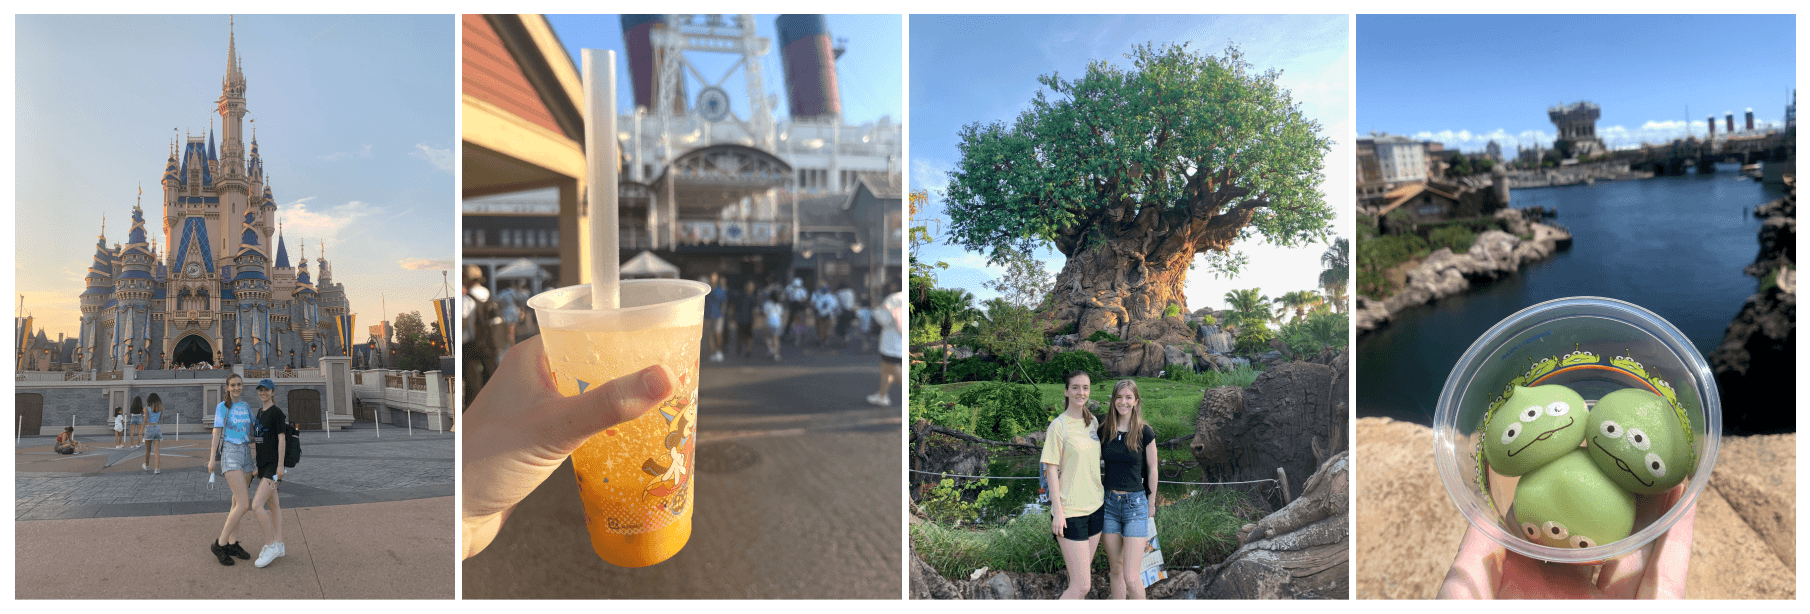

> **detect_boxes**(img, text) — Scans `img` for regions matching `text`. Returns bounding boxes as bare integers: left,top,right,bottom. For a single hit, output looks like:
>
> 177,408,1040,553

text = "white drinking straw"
583,48,621,310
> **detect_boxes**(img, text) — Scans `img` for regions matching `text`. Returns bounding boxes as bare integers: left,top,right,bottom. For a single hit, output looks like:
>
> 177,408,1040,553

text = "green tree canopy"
939,43,1334,339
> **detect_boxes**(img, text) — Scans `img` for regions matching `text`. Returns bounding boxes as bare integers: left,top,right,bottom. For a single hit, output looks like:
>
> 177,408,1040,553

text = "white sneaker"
275,542,286,557
255,543,280,568
866,394,883,406
143,463,148,471
714,351,724,362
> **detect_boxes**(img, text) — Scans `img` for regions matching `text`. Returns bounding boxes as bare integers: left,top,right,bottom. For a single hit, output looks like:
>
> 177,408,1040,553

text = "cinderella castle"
77,21,351,371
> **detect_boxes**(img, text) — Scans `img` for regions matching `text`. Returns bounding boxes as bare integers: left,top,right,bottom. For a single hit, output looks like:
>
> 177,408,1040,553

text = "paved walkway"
17,425,452,520
15,497,453,599
462,343,903,599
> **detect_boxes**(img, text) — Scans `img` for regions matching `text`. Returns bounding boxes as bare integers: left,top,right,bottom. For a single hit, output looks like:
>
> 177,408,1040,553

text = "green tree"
1222,287,1271,330
1451,152,1473,176
1319,238,1349,313
943,43,1333,341
1275,290,1320,322
389,311,443,373
981,248,1055,310
953,298,1048,383
914,287,982,382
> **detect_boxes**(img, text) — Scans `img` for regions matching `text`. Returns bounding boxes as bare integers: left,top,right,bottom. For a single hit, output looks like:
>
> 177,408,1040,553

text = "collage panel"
457,14,905,598
906,14,1352,600
1353,14,1796,599
13,14,457,598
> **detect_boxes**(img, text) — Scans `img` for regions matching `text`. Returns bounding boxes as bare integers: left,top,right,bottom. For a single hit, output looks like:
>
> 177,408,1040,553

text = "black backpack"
283,421,302,468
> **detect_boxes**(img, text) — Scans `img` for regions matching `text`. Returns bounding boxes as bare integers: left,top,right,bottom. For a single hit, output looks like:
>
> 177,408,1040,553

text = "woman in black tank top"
1098,379,1159,599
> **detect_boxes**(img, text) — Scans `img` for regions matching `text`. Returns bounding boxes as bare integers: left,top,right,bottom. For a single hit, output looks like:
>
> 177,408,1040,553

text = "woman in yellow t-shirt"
1040,370,1104,599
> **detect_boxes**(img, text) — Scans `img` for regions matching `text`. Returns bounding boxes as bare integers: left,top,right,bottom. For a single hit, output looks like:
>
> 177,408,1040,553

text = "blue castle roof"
171,217,215,275
178,141,213,187
275,233,291,268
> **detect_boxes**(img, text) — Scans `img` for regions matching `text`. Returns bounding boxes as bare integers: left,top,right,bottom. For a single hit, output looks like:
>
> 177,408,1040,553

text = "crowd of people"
699,273,891,364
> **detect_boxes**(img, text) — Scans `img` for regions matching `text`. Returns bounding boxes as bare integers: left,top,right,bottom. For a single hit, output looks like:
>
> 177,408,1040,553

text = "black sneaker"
211,541,236,566
227,541,253,560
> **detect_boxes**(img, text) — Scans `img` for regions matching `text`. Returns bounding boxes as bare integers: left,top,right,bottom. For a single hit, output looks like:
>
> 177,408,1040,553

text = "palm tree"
1319,238,1350,313
916,288,980,382
1277,290,1321,321
1223,288,1270,330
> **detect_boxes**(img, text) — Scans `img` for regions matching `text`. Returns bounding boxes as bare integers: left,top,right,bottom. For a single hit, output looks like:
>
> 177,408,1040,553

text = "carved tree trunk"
1194,451,1350,599
1047,183,1263,339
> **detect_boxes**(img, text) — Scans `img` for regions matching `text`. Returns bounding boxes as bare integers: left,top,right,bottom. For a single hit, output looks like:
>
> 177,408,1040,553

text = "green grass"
911,488,1260,578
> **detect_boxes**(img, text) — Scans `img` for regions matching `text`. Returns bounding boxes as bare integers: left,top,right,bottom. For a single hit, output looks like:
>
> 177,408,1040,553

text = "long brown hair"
1063,370,1096,427
1098,379,1146,453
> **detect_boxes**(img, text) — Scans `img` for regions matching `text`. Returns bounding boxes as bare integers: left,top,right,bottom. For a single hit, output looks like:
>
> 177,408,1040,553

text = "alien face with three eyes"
1586,388,1691,495
1513,449,1636,549
1483,384,1589,477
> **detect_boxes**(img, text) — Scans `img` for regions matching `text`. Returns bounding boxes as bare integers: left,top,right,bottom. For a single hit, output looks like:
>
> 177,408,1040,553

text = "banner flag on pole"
17,315,32,371
432,298,455,353
335,314,356,356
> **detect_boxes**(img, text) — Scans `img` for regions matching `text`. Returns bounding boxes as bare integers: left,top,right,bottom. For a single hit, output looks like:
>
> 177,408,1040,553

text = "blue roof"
171,217,215,275
208,128,218,161
275,234,291,268
103,299,119,309
233,270,268,282
120,270,155,280
152,288,168,300
178,141,213,187
81,285,114,296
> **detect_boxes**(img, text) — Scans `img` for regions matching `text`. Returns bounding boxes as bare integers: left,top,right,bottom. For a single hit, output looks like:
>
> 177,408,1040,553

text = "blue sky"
911,14,1351,312
14,15,457,336
1358,14,1796,153
546,14,903,125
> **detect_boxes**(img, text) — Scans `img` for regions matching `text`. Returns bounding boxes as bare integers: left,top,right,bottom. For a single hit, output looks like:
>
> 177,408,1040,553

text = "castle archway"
174,335,213,367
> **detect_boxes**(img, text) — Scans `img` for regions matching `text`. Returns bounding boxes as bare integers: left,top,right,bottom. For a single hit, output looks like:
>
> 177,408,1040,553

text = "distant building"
1485,140,1503,162
1356,138,1386,201
1549,101,1605,160
1372,133,1428,184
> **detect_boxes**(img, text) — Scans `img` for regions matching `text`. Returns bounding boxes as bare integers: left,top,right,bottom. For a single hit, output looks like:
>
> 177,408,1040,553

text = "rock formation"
1190,352,1347,509
1356,209,1572,333
1711,175,1795,434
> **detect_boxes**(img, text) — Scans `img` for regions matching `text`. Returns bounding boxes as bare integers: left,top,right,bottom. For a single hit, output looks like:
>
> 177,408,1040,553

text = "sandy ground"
1356,417,1794,599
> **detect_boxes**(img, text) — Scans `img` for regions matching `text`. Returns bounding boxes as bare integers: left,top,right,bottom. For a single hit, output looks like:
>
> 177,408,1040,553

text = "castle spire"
226,15,244,88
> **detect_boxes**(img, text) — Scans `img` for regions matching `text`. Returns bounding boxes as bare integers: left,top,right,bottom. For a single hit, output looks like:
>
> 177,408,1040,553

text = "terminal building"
463,14,901,300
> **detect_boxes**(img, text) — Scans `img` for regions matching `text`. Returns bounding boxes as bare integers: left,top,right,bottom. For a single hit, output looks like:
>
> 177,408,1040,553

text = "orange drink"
529,279,708,567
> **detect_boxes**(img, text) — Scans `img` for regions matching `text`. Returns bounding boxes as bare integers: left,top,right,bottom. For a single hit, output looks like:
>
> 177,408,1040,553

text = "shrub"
1198,313,1217,327
1038,350,1106,384
1084,329,1122,343
1162,304,1182,319
918,478,1011,526
958,381,1048,441
1426,225,1477,253
1233,325,1276,356
1163,363,1264,389
945,356,1000,383
1356,269,1393,300
1277,310,1350,355
1048,321,1078,337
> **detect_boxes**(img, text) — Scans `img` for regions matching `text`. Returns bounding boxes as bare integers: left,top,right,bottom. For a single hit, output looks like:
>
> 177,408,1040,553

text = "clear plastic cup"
528,279,708,567
1432,297,1720,564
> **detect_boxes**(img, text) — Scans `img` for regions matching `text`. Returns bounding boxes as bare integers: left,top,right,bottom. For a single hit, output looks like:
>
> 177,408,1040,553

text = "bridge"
1621,130,1791,175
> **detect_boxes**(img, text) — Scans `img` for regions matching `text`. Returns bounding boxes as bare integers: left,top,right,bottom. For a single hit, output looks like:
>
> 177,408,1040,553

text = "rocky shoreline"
1356,209,1572,334
1710,175,1795,434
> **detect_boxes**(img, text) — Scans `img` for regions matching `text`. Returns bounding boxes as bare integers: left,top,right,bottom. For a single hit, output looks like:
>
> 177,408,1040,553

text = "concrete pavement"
462,344,904,598
15,423,455,599
15,497,453,599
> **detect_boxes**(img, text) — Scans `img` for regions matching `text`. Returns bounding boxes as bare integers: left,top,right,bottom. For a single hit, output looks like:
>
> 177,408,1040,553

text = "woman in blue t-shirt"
206,373,256,566
140,394,165,474
1097,379,1159,599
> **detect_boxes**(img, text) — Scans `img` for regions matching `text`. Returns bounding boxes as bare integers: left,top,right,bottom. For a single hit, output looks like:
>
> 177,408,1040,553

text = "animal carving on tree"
942,44,1333,342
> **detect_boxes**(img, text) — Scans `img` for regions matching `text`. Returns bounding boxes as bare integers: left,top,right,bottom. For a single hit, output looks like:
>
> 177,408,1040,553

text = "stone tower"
1549,101,1605,160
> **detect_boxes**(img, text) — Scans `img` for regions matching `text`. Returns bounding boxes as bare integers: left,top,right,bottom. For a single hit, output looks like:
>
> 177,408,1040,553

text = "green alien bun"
1586,388,1692,494
1512,450,1635,548
1483,384,1588,477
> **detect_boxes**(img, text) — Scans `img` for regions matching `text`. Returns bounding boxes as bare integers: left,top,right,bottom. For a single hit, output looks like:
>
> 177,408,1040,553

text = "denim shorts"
143,425,162,441
1103,490,1152,538
220,442,254,473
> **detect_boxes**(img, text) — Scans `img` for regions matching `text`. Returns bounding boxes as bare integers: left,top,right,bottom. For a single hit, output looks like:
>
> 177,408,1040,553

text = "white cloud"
276,199,380,255
398,258,453,271
911,158,950,194
319,144,373,161
410,144,453,172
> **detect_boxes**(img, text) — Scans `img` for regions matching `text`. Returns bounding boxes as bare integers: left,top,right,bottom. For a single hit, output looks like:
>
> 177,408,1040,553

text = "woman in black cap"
249,378,289,568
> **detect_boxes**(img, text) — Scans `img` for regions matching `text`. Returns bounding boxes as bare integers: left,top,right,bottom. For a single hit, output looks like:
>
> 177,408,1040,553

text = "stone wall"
15,379,327,435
